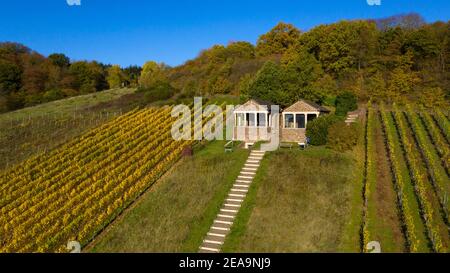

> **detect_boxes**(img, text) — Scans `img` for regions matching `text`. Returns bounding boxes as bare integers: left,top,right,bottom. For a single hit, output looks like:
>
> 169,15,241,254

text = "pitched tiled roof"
283,100,330,113
234,98,275,112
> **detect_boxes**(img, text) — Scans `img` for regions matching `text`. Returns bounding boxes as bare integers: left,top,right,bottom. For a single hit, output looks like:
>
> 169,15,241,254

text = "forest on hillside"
0,13,449,113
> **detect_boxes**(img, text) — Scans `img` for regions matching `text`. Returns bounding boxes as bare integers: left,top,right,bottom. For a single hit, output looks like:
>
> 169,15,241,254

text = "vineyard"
363,105,450,253
0,105,199,252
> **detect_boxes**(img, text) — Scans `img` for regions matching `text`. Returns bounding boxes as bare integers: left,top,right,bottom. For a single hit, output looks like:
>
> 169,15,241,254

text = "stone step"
228,193,245,198
226,197,243,202
203,239,224,245
230,188,248,193
218,214,235,219
224,202,242,207
240,171,256,176
210,225,230,231
199,246,220,253
235,179,252,184
199,151,265,253
208,232,226,238
214,219,233,225
220,208,238,213
237,175,253,180
246,160,260,164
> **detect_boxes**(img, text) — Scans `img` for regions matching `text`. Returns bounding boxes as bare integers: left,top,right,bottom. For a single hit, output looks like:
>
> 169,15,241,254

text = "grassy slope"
0,88,135,120
222,147,358,253
90,141,249,252
0,88,137,169
339,114,365,252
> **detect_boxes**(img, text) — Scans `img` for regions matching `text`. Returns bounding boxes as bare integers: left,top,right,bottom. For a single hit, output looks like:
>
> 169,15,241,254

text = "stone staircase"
345,110,360,124
198,149,265,253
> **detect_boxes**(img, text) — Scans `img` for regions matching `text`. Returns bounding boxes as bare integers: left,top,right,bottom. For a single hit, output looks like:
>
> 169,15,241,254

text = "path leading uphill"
199,150,265,253
345,110,360,124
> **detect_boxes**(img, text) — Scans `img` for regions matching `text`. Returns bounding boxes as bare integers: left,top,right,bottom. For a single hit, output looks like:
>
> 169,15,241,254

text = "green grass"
339,112,366,252
0,88,135,120
222,146,358,252
89,140,249,252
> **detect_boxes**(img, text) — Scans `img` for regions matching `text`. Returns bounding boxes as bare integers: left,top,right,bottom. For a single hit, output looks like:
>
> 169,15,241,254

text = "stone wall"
280,128,306,143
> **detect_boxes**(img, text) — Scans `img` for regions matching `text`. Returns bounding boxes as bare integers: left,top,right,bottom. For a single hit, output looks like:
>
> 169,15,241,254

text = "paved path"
198,150,265,253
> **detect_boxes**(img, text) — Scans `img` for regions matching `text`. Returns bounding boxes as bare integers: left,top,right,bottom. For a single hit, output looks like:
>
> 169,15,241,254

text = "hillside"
2,14,449,116
0,105,192,252
90,141,249,252
0,88,140,169
0,11,449,255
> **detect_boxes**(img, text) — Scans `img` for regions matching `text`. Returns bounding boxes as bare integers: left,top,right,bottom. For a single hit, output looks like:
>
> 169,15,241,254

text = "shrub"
137,80,176,103
327,121,359,152
306,114,342,145
43,89,65,102
335,91,357,116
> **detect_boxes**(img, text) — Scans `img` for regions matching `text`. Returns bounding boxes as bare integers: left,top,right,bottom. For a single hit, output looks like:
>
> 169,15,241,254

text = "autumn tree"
386,67,421,103
69,61,107,94
226,41,255,59
367,71,387,102
256,22,301,57
48,53,70,68
123,65,142,87
418,86,448,108
0,60,21,95
139,61,168,89
107,65,125,89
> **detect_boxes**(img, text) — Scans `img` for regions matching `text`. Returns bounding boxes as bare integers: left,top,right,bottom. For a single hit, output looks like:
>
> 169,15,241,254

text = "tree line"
0,43,141,112
1,13,449,113
164,13,449,108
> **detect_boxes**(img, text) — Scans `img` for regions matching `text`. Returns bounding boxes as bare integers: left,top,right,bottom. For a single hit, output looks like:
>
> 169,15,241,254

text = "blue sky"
1,0,449,67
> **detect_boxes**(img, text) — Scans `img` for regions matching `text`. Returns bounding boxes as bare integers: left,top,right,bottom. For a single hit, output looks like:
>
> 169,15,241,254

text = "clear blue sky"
1,0,449,67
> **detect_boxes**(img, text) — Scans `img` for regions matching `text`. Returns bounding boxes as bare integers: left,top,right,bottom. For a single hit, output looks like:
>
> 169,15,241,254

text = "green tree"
256,22,301,57
281,47,325,102
306,114,342,145
237,73,254,101
300,21,378,76
335,92,358,116
247,61,290,106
